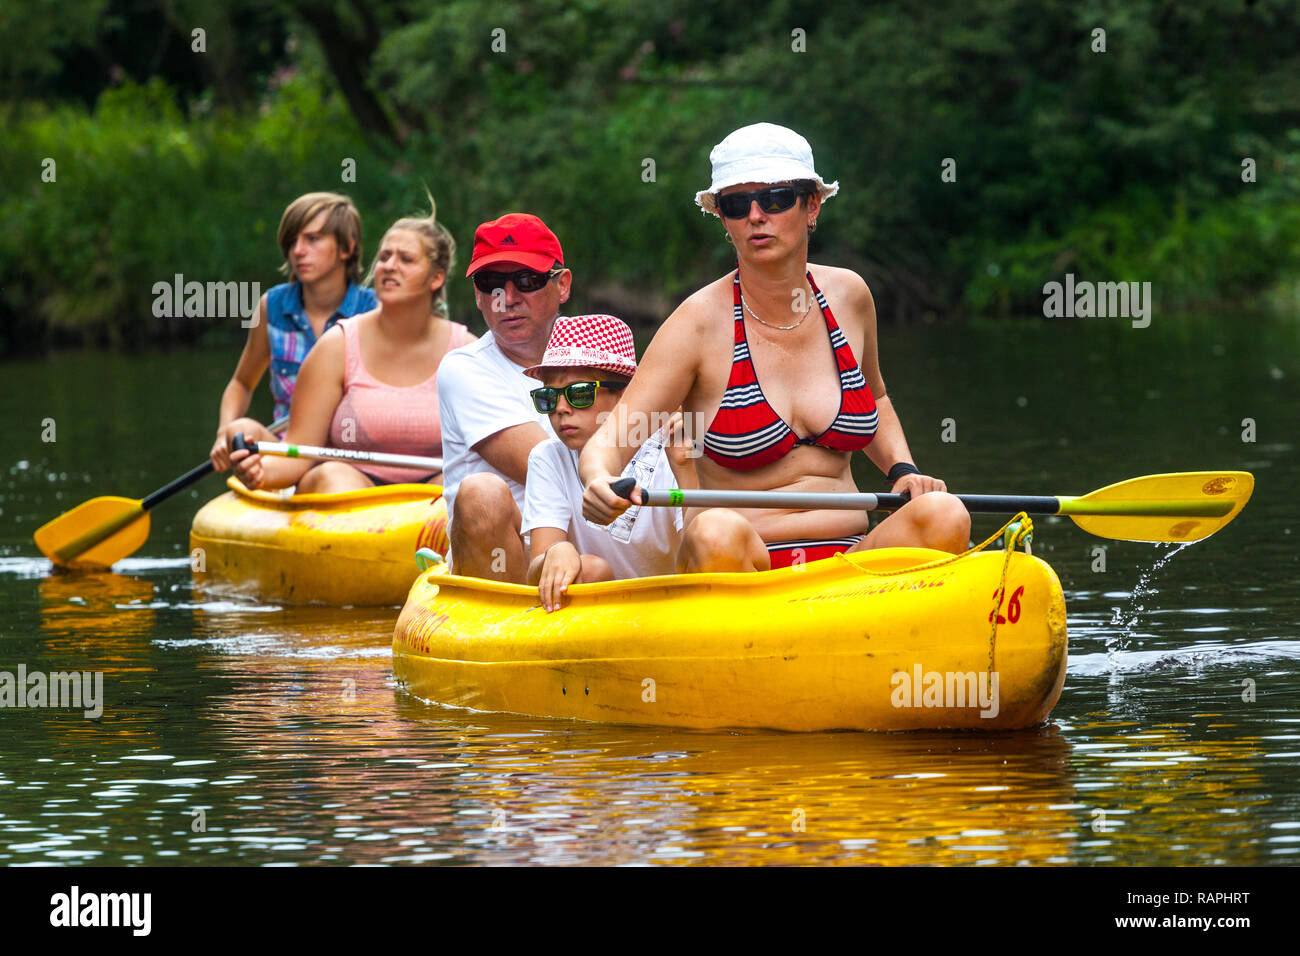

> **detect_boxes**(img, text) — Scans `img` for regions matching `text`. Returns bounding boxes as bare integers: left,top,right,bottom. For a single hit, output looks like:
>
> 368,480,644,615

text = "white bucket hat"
694,122,840,215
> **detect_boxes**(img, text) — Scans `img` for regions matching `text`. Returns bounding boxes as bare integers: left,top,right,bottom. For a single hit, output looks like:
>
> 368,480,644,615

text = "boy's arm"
526,527,569,584
521,441,572,585
211,295,271,469
220,294,271,421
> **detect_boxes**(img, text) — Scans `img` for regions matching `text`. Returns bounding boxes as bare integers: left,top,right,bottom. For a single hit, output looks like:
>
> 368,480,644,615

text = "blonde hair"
277,192,364,284
365,192,457,317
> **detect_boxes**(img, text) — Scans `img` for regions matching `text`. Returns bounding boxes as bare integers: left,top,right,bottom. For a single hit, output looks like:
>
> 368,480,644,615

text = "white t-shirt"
437,333,556,519
521,432,684,580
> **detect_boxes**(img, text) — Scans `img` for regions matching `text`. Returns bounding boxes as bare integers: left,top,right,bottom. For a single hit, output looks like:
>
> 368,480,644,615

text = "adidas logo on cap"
468,215,564,276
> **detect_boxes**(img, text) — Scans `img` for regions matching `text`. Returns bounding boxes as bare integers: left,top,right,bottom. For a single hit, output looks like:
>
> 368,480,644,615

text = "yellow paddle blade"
1058,471,1254,543
33,496,151,569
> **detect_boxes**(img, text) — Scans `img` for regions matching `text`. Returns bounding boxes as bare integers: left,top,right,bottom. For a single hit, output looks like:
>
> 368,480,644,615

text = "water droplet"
1107,542,1196,661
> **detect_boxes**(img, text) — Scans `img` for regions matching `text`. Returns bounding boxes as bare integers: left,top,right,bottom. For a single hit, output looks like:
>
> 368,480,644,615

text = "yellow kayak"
191,478,448,605
393,541,1068,732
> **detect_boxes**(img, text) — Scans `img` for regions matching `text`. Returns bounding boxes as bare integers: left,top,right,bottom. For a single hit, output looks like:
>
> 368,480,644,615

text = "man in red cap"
436,213,571,581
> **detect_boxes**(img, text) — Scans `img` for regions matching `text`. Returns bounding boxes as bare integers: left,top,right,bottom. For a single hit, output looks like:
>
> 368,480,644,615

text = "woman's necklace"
739,280,814,331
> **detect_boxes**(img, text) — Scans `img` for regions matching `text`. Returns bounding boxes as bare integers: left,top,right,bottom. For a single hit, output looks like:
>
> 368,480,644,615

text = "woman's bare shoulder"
809,262,872,297
810,263,875,319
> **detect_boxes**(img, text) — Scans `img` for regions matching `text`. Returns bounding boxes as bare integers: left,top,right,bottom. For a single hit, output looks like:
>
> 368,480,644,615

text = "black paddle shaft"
141,460,214,511
139,418,284,513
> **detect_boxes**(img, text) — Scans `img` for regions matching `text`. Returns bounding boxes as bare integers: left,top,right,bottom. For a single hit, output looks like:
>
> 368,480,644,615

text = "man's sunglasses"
530,380,626,413
472,267,563,295
716,185,813,219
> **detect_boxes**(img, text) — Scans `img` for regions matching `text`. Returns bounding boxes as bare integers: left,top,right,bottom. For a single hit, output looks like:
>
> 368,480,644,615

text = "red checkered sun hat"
466,213,565,275
524,314,638,380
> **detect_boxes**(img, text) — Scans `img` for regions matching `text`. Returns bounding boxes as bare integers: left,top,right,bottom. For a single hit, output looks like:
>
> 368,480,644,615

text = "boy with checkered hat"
521,314,696,612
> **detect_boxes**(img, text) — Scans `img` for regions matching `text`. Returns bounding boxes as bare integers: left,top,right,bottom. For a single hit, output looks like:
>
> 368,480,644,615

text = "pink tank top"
328,317,472,484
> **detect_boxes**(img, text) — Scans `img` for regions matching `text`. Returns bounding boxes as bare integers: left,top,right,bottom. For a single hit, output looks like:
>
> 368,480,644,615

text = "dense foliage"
2,0,1297,351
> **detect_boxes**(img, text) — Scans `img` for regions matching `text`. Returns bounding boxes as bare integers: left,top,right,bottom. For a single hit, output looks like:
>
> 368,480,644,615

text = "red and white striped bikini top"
702,271,878,471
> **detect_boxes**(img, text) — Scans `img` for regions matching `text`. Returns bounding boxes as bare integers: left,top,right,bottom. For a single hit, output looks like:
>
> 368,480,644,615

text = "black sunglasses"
716,185,813,219
472,267,563,295
531,380,626,413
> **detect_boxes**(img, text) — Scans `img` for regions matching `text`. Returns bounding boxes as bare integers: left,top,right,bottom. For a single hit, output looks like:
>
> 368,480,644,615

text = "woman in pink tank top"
231,199,477,493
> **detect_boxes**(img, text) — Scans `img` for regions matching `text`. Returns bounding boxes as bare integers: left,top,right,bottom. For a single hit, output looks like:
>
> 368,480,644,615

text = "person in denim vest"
209,192,377,471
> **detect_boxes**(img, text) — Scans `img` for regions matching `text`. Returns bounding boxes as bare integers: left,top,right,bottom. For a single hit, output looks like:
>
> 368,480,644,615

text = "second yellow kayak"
191,478,447,605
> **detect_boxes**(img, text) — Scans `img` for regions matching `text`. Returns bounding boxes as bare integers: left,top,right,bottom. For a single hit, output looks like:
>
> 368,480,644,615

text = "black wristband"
886,462,921,486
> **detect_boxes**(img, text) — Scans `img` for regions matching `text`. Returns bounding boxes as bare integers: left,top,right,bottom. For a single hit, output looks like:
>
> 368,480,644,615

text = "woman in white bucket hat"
579,123,969,573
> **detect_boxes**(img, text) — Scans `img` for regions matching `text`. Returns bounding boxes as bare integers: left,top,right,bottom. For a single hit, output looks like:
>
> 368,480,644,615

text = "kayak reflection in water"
231,198,475,493
579,123,970,572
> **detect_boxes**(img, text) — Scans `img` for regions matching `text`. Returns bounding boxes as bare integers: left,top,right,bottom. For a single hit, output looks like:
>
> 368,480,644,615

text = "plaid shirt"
265,281,377,421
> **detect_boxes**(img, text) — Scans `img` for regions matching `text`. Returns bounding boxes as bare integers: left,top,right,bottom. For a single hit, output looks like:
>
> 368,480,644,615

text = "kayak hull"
393,547,1068,732
190,479,447,605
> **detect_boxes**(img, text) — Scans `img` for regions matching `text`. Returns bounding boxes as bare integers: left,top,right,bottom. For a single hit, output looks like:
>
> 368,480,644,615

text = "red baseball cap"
465,213,565,276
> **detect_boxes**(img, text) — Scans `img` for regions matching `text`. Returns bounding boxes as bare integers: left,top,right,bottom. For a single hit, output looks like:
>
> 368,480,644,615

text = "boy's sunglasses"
716,185,813,219
531,380,626,413
472,266,563,295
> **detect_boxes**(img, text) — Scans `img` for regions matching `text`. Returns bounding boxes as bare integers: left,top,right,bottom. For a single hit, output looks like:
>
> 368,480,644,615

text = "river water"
1,309,1297,865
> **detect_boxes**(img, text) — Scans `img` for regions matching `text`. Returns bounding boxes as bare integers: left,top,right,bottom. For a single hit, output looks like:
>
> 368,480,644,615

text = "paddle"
34,415,291,569
232,434,444,473
609,471,1254,544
